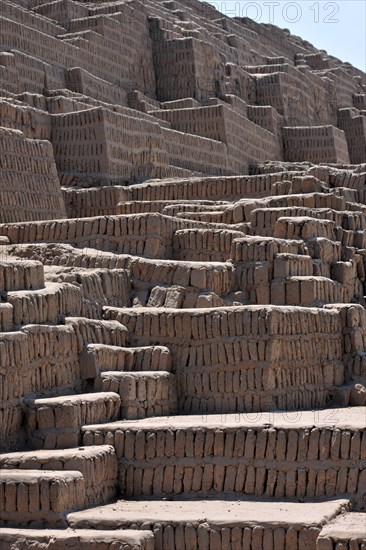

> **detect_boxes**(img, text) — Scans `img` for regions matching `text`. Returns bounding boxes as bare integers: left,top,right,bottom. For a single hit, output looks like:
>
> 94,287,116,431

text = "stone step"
65,317,129,349
26,392,121,449
0,469,85,527
224,193,345,225
164,202,229,217
6,282,81,325
67,498,350,550
81,408,366,503
250,207,343,235
100,371,178,419
142,284,225,309
273,253,314,278
0,445,118,507
172,228,245,263
231,236,306,263
317,512,366,549
129,257,234,296
0,259,44,292
175,210,226,223
274,216,336,241
127,173,296,202
80,343,172,383
0,528,155,550
120,200,224,215
271,276,344,306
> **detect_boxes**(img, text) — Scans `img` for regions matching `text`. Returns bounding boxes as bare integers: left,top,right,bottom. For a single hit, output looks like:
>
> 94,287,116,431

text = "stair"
100,371,178,419
271,276,344,306
317,512,366,549
172,228,244,262
80,343,173,382
67,498,351,550
103,305,346,414
0,445,118,507
25,392,121,449
0,259,44,291
0,469,85,527
129,257,234,297
81,408,366,502
7,282,81,325
0,528,155,549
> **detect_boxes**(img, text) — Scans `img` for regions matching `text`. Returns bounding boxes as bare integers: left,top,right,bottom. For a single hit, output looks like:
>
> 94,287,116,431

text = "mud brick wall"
316,67,360,111
0,0,66,37
80,343,172,381
33,0,89,27
0,5,154,93
128,172,298,202
173,228,245,262
161,127,228,176
52,107,170,183
102,109,169,182
0,315,128,451
0,127,66,223
231,236,306,303
153,37,216,102
67,68,128,107
0,324,80,451
6,281,81,325
129,257,234,297
0,445,118,508
0,214,183,258
51,108,112,183
0,260,44,292
152,105,227,143
60,186,127,218
83,414,366,503
330,170,366,190
0,99,51,140
45,268,132,318
324,304,366,381
247,105,283,139
221,102,283,171
0,52,17,94
254,66,338,126
96,0,156,97
104,305,344,413
282,126,350,164
0,469,85,526
0,18,77,75
225,63,257,103
338,109,366,164
0,49,65,95
154,103,282,172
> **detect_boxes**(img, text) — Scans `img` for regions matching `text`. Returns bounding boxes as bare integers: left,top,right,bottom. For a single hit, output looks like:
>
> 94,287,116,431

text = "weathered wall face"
103,305,344,413
282,126,351,164
0,127,66,223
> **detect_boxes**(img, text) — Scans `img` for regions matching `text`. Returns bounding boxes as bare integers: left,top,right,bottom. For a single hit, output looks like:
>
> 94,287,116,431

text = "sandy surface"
83,407,366,432
319,512,366,540
68,498,349,529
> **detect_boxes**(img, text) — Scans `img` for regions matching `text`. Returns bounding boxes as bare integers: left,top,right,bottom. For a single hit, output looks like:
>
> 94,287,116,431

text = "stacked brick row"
0,128,66,223
104,306,344,413
83,421,366,501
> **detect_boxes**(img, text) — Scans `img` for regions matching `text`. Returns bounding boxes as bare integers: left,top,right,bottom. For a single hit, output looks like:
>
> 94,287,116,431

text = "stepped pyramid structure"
0,0,366,547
